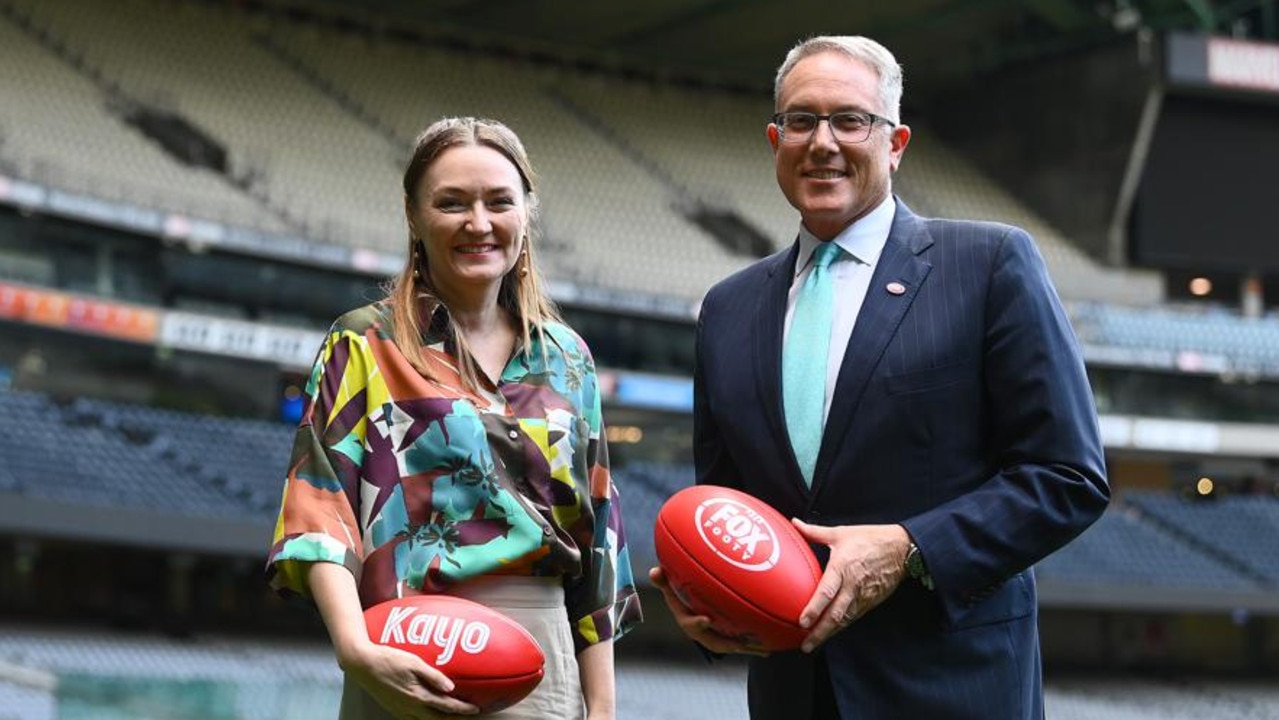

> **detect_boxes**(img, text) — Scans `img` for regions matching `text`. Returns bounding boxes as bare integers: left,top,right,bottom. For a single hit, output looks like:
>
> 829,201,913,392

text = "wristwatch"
905,542,934,590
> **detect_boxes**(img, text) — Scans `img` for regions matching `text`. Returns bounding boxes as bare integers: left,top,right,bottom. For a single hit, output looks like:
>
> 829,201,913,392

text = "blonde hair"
389,117,561,390
774,35,904,124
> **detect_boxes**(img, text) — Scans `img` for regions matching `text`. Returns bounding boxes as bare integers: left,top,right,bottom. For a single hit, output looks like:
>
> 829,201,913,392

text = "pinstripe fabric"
694,199,1109,720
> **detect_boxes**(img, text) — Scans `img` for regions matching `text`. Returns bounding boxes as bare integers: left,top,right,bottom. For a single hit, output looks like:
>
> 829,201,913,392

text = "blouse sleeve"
564,341,643,653
266,324,370,602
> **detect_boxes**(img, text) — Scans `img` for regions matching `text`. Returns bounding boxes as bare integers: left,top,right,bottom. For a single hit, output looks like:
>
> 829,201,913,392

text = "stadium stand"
0,623,757,720
1124,490,1279,586
5,386,1276,606
3,2,1279,715
269,23,748,299
0,0,1166,306
1034,503,1263,592
3,0,401,244
1072,302,1279,373
612,461,697,576
0,390,288,519
2,624,1276,720
1046,677,1279,720
0,680,54,720
558,77,1165,307
0,4,283,231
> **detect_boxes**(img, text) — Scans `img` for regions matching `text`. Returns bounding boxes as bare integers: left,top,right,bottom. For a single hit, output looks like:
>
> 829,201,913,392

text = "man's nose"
808,118,839,150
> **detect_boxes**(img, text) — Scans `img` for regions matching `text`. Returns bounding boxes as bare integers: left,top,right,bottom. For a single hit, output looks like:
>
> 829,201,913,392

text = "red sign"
0,282,158,343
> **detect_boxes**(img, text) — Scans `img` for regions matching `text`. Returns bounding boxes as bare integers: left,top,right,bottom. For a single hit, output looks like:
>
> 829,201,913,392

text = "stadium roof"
261,0,1258,93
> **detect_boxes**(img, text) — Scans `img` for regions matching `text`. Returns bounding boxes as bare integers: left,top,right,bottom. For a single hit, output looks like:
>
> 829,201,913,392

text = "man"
651,36,1109,719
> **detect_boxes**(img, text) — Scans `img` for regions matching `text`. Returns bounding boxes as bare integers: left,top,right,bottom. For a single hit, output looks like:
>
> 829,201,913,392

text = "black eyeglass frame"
770,111,898,144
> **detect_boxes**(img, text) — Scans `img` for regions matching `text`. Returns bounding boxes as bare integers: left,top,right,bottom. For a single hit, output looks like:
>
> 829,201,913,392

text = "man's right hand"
648,567,769,657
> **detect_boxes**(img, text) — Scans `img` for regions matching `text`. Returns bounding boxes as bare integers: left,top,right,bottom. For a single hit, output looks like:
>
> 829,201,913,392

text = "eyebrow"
429,185,520,196
779,104,874,114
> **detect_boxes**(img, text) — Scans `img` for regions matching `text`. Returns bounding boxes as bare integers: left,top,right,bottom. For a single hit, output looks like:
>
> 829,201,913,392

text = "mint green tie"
784,241,843,487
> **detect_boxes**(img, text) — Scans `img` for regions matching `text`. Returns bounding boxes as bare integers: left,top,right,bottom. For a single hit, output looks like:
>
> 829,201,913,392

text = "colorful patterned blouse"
267,301,640,652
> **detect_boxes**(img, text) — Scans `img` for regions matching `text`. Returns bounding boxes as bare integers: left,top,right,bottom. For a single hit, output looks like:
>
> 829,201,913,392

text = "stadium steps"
250,31,404,156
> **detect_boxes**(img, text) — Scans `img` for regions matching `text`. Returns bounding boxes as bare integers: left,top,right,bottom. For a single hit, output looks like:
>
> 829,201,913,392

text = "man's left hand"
791,520,912,653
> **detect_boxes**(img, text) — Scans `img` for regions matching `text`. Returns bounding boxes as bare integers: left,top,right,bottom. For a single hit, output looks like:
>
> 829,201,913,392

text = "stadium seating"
270,24,750,300
558,77,1164,307
2,623,1277,720
7,387,1276,603
1046,676,1279,720
1124,490,1279,585
1071,302,1279,374
612,461,697,574
1,0,1168,307
0,390,288,519
0,680,53,720
4,0,399,244
1035,503,1261,592
0,4,283,230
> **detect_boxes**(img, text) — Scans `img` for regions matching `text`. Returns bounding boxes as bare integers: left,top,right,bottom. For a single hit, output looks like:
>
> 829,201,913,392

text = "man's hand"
648,567,769,657
791,521,912,653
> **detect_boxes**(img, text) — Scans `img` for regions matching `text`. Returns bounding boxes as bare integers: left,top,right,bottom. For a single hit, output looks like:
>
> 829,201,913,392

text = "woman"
267,117,641,719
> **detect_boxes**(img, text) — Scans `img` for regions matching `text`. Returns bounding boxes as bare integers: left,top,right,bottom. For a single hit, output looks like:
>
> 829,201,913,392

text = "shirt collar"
794,194,897,278
402,295,560,360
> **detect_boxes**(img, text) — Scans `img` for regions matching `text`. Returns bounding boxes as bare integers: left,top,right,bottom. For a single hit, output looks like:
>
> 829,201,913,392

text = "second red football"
655,484,822,651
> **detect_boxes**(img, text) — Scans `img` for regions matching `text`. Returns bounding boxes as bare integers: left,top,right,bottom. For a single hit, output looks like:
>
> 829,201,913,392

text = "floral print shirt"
267,301,640,652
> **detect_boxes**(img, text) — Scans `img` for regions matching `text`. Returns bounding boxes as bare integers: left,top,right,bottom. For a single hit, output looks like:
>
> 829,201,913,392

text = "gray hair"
773,36,904,124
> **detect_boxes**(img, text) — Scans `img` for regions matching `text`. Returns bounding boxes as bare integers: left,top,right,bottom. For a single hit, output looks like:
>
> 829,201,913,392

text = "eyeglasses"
771,111,896,145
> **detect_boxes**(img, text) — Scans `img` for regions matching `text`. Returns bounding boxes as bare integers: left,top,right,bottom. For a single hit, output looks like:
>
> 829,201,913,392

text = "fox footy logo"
695,498,781,572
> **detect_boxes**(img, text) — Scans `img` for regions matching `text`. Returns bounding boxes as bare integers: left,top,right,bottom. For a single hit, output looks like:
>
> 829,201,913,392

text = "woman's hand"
306,562,478,718
339,640,479,718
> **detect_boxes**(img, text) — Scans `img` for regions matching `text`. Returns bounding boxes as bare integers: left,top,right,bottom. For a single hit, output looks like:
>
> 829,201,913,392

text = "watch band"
906,542,934,590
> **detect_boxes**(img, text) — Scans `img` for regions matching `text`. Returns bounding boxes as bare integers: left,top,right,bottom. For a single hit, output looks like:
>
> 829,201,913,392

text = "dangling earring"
518,242,530,278
411,238,423,283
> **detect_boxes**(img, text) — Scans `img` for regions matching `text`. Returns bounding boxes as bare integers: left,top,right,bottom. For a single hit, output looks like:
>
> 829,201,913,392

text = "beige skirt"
339,576,585,720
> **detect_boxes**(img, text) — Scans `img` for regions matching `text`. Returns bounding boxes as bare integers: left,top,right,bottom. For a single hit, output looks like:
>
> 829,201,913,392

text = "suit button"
508,429,519,440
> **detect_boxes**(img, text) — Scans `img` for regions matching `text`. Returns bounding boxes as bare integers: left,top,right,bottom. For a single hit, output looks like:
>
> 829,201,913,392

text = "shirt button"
543,525,553,536
508,429,519,440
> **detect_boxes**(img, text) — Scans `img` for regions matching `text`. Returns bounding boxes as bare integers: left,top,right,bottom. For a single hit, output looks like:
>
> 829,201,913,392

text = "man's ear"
767,123,781,152
888,124,911,172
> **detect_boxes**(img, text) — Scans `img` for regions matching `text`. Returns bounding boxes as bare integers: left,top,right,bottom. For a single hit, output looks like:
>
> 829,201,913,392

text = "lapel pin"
886,282,906,295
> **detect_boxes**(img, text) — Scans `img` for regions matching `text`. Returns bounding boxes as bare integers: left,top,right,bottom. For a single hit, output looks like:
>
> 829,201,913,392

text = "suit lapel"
810,201,934,498
753,242,805,490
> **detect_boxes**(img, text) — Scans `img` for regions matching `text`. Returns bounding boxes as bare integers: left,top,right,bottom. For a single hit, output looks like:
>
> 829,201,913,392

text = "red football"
655,484,822,651
363,595,545,713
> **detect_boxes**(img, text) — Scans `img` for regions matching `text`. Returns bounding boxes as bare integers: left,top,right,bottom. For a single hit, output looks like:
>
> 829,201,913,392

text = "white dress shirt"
783,195,896,425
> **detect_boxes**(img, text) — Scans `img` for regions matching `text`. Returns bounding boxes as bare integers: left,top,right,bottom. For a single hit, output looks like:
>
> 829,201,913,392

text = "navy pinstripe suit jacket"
693,198,1110,719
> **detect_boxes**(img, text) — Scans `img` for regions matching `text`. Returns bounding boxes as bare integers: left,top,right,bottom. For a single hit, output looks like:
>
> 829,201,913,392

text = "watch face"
906,545,934,589
906,545,924,577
